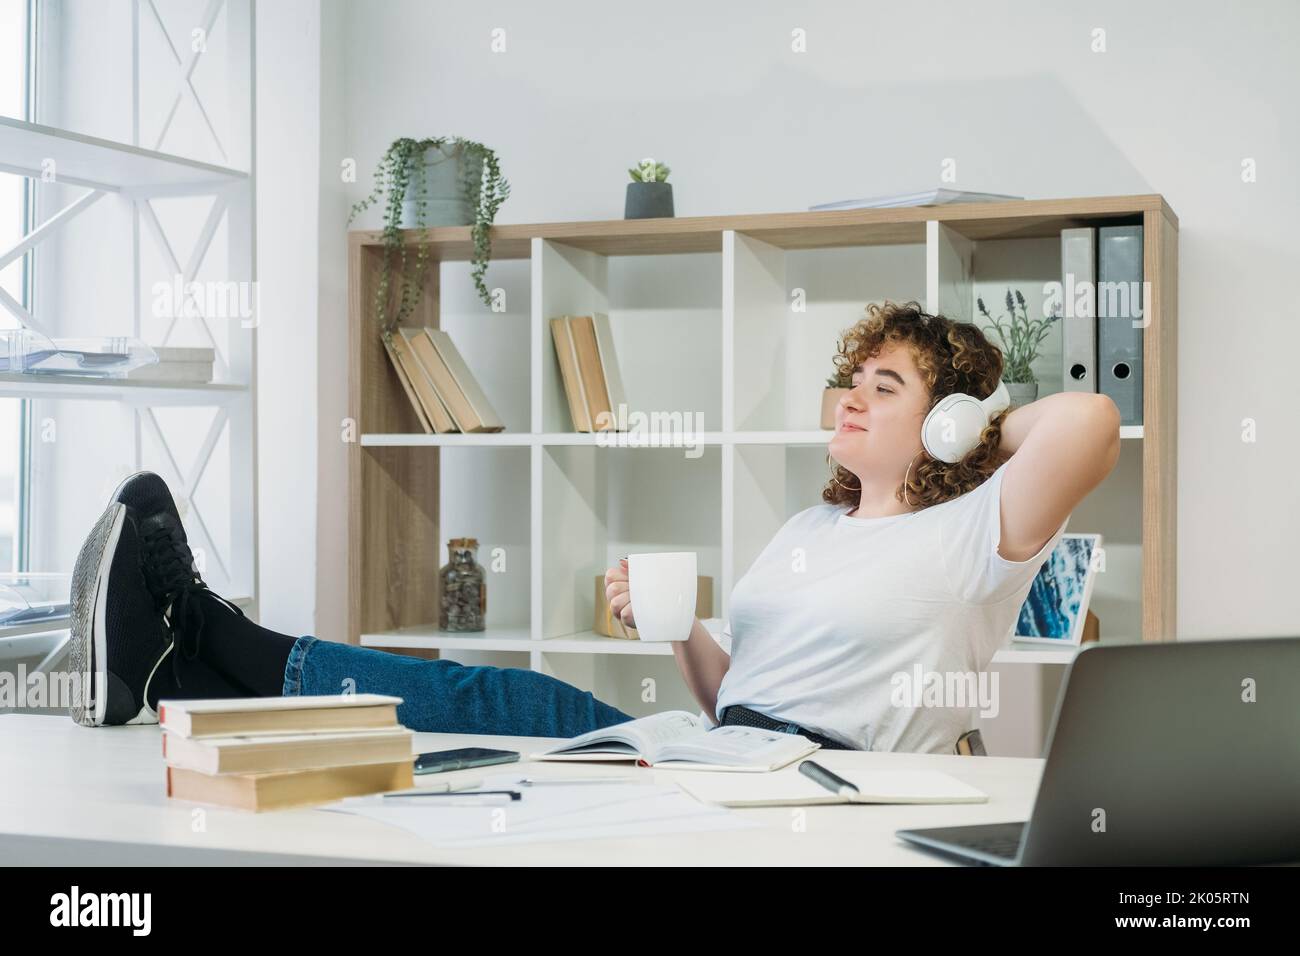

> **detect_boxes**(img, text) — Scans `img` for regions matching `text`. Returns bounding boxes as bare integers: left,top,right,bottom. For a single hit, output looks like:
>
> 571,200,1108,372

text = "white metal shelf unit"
3,0,256,608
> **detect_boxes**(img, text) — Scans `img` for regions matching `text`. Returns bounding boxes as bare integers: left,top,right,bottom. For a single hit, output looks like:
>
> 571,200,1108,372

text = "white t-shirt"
711,460,1069,754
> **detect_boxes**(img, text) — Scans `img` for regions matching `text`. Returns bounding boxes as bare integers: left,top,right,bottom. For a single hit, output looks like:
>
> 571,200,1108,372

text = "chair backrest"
954,728,986,756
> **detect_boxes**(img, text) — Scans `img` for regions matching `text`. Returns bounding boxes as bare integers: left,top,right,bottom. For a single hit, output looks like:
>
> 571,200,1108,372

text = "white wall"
255,0,320,635
246,1,1300,750
305,0,1299,644
313,0,349,644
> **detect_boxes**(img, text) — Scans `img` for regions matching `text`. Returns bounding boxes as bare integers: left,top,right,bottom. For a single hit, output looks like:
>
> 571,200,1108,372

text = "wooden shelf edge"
359,426,1143,446
347,194,1174,258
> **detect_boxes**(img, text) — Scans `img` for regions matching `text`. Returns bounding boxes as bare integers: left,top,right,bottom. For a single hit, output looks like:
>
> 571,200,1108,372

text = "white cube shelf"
349,197,1178,699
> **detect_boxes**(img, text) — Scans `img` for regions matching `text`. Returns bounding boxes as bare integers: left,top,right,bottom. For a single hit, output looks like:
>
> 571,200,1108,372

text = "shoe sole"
68,501,165,727
69,501,124,726
99,471,174,725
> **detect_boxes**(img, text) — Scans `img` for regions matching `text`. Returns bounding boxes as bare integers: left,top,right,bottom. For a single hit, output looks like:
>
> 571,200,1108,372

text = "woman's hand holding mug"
604,557,636,630
610,552,697,642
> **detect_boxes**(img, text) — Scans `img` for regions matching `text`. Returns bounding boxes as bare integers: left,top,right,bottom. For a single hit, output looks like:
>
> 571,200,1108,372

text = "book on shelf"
159,694,413,812
809,188,1022,211
383,334,435,433
567,315,612,431
386,327,506,433
532,710,819,771
125,346,216,383
386,331,449,432
550,316,592,431
549,313,627,432
166,761,415,813
423,326,506,432
589,313,627,425
401,327,505,433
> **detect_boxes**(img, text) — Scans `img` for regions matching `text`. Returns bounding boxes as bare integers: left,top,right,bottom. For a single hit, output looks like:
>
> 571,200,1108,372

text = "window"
0,0,32,575
0,1,256,628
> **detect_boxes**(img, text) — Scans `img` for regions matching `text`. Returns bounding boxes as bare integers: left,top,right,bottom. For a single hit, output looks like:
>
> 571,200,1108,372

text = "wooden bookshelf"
347,195,1178,693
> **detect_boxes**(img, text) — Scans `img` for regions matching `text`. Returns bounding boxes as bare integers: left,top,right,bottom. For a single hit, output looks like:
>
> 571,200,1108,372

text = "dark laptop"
896,636,1300,865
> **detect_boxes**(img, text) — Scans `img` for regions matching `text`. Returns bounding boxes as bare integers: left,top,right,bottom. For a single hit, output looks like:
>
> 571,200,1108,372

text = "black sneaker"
110,471,198,606
68,502,175,726
112,471,246,687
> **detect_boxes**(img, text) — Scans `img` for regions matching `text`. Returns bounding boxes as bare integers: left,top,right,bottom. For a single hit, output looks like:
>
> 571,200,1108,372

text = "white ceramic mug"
626,551,697,642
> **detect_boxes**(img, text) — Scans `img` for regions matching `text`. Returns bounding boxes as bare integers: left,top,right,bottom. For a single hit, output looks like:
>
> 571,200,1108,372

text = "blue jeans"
280,635,635,738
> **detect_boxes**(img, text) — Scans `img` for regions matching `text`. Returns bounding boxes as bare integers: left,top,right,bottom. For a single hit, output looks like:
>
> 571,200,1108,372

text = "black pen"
799,760,859,798
382,789,521,801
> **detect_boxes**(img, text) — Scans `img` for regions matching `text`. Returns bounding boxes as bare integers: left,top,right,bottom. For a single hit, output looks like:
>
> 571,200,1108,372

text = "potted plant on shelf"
977,288,1060,408
625,157,674,219
821,367,852,429
348,136,511,333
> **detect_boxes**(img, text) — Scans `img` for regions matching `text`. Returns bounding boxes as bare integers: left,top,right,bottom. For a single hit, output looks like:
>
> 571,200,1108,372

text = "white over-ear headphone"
920,380,1011,464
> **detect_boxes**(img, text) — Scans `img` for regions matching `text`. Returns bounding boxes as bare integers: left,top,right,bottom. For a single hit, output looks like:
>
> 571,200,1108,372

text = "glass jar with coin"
439,537,486,631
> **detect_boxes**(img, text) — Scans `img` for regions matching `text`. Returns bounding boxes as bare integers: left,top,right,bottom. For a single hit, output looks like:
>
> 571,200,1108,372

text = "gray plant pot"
1005,380,1039,409
625,182,674,219
399,143,484,229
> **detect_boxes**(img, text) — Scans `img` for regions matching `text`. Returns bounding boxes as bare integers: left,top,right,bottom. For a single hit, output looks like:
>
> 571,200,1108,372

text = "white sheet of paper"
317,772,763,847
676,768,988,805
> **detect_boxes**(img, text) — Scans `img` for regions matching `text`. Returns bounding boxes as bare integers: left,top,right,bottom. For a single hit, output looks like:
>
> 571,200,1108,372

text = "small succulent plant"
628,158,671,183
826,368,852,389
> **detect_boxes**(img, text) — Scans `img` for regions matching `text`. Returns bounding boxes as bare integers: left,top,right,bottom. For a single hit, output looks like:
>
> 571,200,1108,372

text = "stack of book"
549,313,628,432
384,327,506,433
160,694,415,812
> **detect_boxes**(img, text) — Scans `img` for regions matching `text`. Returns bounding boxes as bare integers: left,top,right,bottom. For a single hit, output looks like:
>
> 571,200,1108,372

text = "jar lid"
448,537,479,548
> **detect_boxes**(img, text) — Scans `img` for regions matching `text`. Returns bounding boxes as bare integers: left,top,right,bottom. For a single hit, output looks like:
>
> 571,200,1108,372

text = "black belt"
720,704,855,751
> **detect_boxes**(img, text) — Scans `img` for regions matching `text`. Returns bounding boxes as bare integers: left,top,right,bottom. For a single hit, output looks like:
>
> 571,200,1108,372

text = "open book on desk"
532,711,819,772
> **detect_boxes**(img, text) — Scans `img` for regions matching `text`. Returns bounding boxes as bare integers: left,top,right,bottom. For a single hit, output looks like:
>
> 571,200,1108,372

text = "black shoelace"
138,516,243,688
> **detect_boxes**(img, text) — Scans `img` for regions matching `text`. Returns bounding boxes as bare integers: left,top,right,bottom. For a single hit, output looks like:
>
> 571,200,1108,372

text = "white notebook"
809,188,1021,211
675,767,988,807
533,711,819,772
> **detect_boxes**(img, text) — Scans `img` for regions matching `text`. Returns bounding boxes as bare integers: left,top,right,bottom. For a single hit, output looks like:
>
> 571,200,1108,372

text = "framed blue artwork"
1014,533,1102,645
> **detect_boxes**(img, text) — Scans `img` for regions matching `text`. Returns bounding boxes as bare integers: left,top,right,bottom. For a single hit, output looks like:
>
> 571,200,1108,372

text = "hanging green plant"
348,136,511,336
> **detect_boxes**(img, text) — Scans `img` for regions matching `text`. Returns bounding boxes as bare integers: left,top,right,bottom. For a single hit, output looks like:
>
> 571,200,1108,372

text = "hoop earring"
829,463,860,491
903,450,924,508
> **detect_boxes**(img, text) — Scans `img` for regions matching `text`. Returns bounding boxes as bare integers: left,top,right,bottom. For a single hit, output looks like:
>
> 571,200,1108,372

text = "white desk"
1,713,1043,865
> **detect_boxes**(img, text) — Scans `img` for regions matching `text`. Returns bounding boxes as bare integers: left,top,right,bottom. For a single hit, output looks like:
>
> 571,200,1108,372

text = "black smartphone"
413,747,520,775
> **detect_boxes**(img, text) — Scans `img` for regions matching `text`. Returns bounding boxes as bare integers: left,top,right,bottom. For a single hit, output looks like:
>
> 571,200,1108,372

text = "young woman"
71,301,1118,755
606,300,1118,753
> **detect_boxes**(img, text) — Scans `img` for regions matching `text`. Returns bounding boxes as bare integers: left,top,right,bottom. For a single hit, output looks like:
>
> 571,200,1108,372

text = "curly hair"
823,300,1011,510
